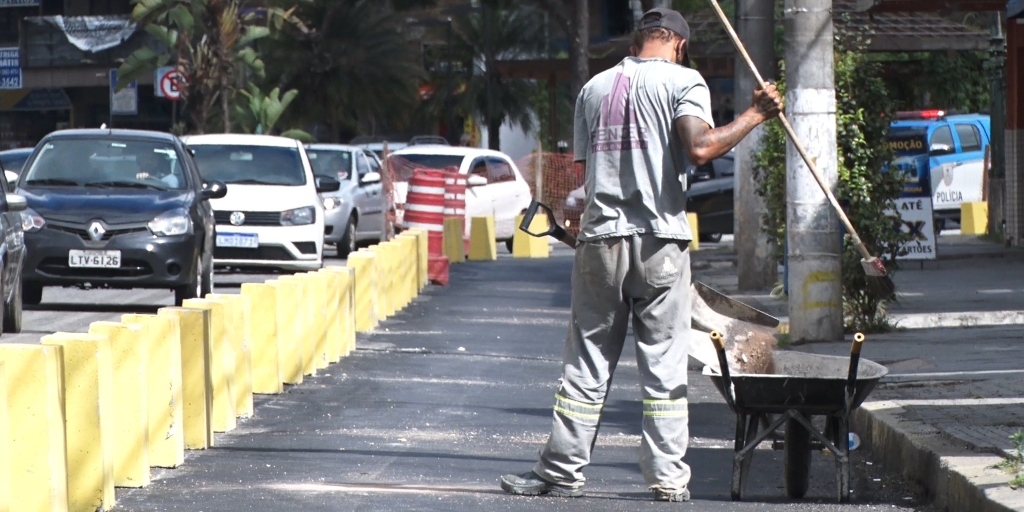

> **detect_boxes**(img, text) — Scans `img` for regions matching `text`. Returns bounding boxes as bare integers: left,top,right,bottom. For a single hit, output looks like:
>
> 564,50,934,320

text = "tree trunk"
488,114,501,151
569,0,589,101
221,73,231,133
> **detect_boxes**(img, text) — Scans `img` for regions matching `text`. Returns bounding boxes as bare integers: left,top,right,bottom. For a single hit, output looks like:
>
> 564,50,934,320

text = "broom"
706,0,896,298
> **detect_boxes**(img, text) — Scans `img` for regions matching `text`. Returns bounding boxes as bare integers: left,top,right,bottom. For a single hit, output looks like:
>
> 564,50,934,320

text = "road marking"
885,369,1024,382
978,289,1015,294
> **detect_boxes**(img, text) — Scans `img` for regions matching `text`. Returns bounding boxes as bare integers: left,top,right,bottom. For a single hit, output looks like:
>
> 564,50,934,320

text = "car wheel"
174,255,204,306
699,232,723,243
3,273,23,333
505,238,514,254
338,215,357,259
23,282,42,306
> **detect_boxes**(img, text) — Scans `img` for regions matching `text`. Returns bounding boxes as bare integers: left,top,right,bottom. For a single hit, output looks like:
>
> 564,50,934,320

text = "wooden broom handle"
706,0,873,261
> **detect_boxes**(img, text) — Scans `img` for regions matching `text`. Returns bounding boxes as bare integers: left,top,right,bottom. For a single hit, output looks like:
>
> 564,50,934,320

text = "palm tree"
453,0,547,149
262,0,423,141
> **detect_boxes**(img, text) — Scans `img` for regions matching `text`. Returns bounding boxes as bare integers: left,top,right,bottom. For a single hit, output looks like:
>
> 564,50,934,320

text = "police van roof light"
895,110,945,120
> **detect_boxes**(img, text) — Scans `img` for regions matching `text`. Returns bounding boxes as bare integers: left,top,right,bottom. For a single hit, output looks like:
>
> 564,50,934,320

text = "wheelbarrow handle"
845,332,865,411
710,331,736,410
519,200,577,248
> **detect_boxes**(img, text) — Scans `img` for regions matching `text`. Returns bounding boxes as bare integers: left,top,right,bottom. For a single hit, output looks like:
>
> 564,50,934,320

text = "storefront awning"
0,88,71,111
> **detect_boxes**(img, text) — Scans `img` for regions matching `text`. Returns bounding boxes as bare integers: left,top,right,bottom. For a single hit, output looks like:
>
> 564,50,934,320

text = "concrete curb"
891,310,1024,329
853,401,1024,512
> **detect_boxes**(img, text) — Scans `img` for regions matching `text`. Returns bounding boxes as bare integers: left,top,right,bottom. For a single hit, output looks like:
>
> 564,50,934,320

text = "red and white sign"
157,68,183,100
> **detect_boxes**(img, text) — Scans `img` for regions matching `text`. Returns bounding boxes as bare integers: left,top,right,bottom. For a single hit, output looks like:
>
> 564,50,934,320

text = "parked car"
0,147,34,177
182,134,339,272
16,129,226,307
388,145,532,251
0,168,27,332
305,143,385,257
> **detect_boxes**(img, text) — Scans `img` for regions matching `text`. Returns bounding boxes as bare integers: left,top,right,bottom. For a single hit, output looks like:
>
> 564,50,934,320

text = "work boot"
499,471,583,497
652,486,690,502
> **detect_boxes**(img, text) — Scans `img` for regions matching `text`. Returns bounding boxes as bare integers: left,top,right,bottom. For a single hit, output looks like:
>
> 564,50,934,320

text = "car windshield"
21,138,186,190
190,144,306,186
307,149,353,180
887,128,928,156
1,151,30,172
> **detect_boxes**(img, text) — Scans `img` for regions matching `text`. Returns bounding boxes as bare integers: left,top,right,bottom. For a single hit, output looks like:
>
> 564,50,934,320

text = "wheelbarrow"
704,331,888,502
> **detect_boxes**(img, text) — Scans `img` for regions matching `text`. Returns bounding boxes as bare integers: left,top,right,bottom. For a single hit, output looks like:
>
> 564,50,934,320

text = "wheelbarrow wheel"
784,414,812,499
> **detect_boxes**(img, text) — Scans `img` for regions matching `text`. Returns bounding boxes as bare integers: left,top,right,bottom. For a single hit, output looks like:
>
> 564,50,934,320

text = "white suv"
182,134,339,271
388,146,532,247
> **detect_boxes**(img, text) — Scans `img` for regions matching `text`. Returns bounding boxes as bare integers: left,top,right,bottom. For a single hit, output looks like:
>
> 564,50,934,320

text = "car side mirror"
5,193,27,213
4,170,18,188
928,143,954,156
360,171,381,185
316,175,341,193
200,180,228,199
467,174,487,187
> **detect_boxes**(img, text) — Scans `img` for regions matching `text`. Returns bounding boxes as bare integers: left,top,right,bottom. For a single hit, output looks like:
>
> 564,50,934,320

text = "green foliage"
753,32,911,333
234,84,300,135
874,51,990,112
998,429,1024,488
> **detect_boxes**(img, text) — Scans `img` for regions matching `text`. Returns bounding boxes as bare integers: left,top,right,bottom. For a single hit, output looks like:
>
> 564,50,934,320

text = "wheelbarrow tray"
702,351,888,415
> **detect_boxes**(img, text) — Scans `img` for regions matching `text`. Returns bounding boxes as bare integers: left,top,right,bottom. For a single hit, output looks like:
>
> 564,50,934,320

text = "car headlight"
281,206,315,226
148,209,193,236
322,196,342,211
20,208,45,232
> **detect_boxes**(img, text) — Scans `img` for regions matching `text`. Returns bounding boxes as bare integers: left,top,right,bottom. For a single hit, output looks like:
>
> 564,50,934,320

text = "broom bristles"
861,257,896,298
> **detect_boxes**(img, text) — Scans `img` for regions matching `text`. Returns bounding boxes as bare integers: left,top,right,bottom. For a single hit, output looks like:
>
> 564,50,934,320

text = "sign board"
0,48,21,89
109,69,138,115
156,67,183,100
889,197,937,260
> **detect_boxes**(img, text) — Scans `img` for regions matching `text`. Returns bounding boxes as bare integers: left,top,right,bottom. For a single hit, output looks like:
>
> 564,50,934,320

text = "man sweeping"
500,7,783,502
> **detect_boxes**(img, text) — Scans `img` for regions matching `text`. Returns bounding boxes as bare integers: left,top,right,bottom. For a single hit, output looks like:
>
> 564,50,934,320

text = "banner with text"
889,197,937,260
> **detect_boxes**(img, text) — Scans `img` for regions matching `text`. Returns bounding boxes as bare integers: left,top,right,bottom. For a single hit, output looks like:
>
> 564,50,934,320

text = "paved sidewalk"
691,235,1024,512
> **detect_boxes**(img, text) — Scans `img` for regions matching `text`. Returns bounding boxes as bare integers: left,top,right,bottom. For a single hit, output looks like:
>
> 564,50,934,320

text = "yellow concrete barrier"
206,294,254,418
158,307,213,450
361,245,394,318
687,212,699,251
398,234,419,304
181,299,236,433
347,251,379,332
317,268,345,363
512,213,550,258
961,201,988,235
122,314,184,469
303,272,331,370
443,217,465,265
266,279,304,385
0,344,68,511
42,333,115,512
89,321,150,488
240,283,284,394
408,228,429,290
336,267,357,355
278,275,317,377
469,216,497,261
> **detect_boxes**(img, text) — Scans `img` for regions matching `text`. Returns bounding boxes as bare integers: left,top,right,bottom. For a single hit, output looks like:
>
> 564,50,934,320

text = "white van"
182,134,340,271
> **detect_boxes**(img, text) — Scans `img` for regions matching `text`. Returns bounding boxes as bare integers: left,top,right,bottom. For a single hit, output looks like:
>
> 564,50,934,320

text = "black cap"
638,7,690,41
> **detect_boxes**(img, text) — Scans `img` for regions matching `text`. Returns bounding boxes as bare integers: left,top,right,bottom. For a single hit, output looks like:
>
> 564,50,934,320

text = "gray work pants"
533,235,692,492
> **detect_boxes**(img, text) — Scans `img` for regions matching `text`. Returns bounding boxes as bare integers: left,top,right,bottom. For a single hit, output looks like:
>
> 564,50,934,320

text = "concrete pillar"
181,299,237,433
267,278,305,385
158,307,214,450
278,275,317,377
205,294,254,418
240,283,284,394
735,0,778,291
783,0,843,342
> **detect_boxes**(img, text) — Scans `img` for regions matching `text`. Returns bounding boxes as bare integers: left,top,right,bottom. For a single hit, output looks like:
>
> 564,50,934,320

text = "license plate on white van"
216,232,259,248
69,250,121,268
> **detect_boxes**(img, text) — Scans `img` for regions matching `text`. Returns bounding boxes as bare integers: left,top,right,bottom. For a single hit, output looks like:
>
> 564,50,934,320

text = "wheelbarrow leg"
835,415,851,503
731,413,747,501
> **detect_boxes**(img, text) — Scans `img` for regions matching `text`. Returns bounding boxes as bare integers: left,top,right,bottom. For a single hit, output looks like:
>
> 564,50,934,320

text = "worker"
499,7,783,502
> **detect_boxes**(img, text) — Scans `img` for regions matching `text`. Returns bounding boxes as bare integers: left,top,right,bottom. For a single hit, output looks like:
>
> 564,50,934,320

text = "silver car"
305,144,385,257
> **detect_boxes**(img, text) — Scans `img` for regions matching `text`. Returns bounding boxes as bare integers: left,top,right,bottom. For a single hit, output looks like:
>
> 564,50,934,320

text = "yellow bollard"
0,344,69,512
159,307,213,450
0,362,8,512
398,234,419,304
279,275,317,377
408,228,429,290
361,245,393,318
512,213,550,258
181,299,236,433
41,333,115,512
328,266,357,356
240,283,284,394
347,251,379,332
205,294,254,418
301,272,331,370
266,279,304,385
121,314,185,469
89,321,150,488
468,216,497,261
960,201,988,235
443,217,465,265
687,212,700,252
317,268,345,363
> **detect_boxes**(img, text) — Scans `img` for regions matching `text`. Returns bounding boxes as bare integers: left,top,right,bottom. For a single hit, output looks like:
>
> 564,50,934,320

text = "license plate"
68,250,121,268
216,232,259,248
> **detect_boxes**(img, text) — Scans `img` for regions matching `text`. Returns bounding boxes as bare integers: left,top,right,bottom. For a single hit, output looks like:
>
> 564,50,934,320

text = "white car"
388,145,532,249
182,134,340,271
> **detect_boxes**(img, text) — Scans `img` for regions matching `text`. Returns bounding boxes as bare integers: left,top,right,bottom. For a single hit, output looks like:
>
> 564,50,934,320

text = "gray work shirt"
573,56,715,242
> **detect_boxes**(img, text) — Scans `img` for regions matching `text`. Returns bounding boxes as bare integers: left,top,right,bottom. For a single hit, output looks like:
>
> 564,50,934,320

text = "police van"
887,110,990,231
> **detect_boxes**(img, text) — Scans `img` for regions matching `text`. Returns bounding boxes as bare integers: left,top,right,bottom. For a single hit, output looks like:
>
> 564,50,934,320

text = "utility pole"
784,0,843,342
734,0,777,291
985,11,1006,240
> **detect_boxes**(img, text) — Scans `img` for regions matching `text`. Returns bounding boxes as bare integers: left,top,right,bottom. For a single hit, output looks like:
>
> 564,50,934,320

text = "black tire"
4,273,22,333
699,232,723,243
505,238,514,254
174,255,205,306
338,215,357,259
784,415,812,499
23,282,42,306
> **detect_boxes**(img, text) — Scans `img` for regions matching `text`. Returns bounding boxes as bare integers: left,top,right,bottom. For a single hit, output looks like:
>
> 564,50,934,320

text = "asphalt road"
5,249,934,511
